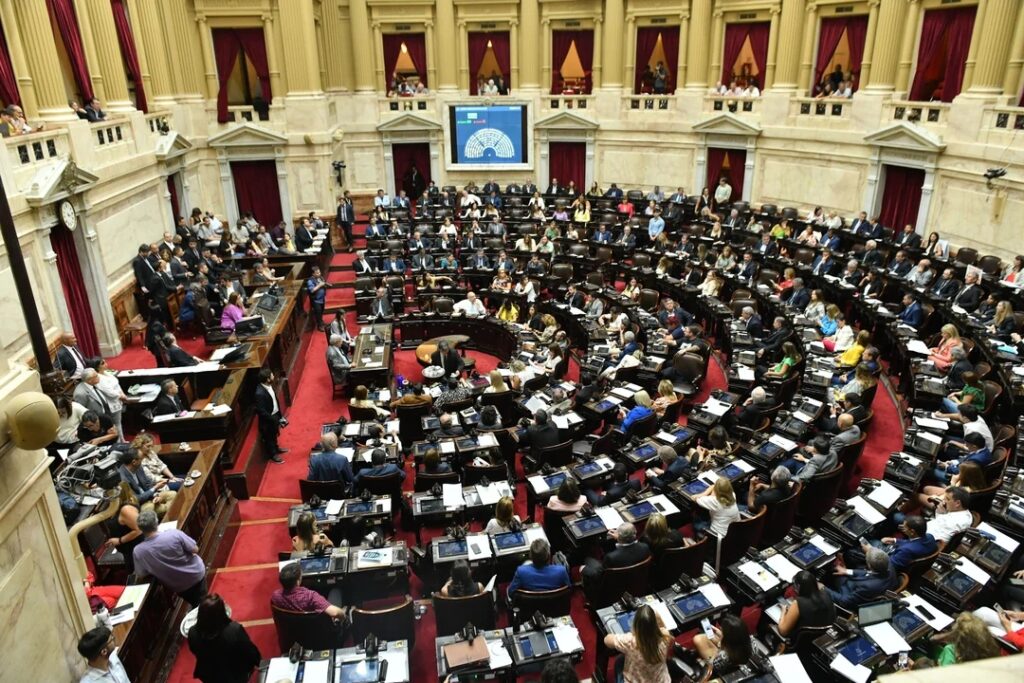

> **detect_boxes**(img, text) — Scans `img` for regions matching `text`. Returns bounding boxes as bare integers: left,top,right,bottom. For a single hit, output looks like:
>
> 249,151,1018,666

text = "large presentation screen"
449,104,528,166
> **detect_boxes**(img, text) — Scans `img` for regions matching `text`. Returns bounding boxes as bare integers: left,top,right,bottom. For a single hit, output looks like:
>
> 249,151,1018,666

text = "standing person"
132,510,208,606
306,266,328,331
187,594,261,683
713,177,732,210
603,604,673,683
335,192,356,251
403,163,426,201
255,369,287,464
55,332,89,379
76,626,130,683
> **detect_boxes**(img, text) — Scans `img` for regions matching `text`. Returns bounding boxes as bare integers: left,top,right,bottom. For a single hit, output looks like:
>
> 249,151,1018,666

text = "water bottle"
95,605,112,630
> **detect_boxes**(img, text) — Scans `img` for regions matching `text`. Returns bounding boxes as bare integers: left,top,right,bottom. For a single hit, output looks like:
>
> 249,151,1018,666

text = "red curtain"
391,143,431,198
0,21,19,106
910,7,977,102
50,225,100,358
213,28,272,122
47,0,93,101
110,0,147,112
721,22,770,88
814,15,869,90
551,30,594,94
634,26,679,94
166,175,180,224
468,31,510,94
231,160,283,228
383,33,427,87
548,142,586,193
879,165,924,232
706,148,746,206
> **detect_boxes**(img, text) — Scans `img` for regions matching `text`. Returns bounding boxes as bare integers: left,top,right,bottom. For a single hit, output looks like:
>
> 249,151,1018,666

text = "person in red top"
270,562,347,621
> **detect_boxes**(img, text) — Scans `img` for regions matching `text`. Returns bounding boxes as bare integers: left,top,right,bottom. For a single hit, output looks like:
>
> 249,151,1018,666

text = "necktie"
71,346,85,368
92,386,110,413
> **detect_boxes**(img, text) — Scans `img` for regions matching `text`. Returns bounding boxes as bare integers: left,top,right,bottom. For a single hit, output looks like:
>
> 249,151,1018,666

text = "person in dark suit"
733,386,769,430
564,285,585,309
818,393,866,433
895,224,922,249
898,293,923,329
294,220,315,251
430,340,464,375
859,271,884,298
861,240,885,268
153,379,187,416
739,306,764,338
545,178,562,195
133,243,156,292
335,192,356,251
604,183,624,200
369,287,394,319
581,521,651,603
811,249,837,276
573,376,597,408
850,212,871,236
584,463,641,506
383,253,406,274
736,253,758,281
593,225,612,244
353,448,405,488
523,181,538,195
164,334,200,367
756,233,779,257
407,231,431,252
827,547,897,610
952,272,983,311
786,279,811,310
307,432,354,488
887,251,913,277
930,268,962,300
756,317,791,359
55,332,88,379
647,446,692,490
518,409,561,463
255,369,287,464
844,516,937,574
840,259,862,286
482,179,500,195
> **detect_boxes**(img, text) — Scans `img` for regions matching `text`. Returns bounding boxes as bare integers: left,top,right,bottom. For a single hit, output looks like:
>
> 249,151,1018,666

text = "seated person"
350,384,391,419
688,425,735,469
603,604,673,683
352,448,405,489
434,413,464,438
390,383,432,408
292,510,335,553
827,547,896,610
912,461,986,515
932,432,991,484
584,462,640,506
546,478,587,514
440,559,484,598
619,390,654,431
776,571,837,638
745,466,794,515
732,386,769,430
640,512,684,563
271,562,346,622
692,477,740,538
940,404,993,453
422,448,452,474
647,446,691,490
507,539,570,598
78,410,117,446
924,486,974,548
818,393,866,434
971,605,1024,650
453,291,487,317
693,614,754,679
484,496,521,534
758,342,801,381
306,432,354,489
652,379,680,417
845,515,937,574
581,522,651,602
937,371,986,416
780,435,837,483
929,613,1002,666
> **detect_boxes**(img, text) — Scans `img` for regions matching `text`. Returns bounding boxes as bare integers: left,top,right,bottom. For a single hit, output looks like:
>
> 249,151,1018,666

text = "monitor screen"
449,105,528,166
457,437,478,449
718,463,745,480
575,461,602,476
517,635,534,659
345,501,374,515
615,611,636,633
311,507,328,521
299,556,331,573
438,539,468,558
495,531,526,550
942,570,976,598
857,601,893,627
892,608,925,636
574,516,606,534
339,659,379,683
841,514,872,536
674,592,713,617
758,442,783,457
839,636,879,666
627,501,656,518
420,498,445,513
791,542,825,567
545,472,568,489
633,444,657,459
673,429,692,442
683,479,710,496
595,400,617,412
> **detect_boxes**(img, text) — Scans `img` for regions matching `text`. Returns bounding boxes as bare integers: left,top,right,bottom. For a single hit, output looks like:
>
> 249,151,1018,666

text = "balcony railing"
545,94,593,110
7,128,68,167
622,94,674,112
887,100,948,126
144,110,171,135
705,95,759,114
379,95,435,115
988,106,1024,131
226,105,270,123
793,97,850,119
94,119,130,147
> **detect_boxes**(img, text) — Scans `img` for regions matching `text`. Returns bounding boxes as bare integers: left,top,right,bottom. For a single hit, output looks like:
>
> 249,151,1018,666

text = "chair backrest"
354,276,376,292
434,297,454,314
903,548,940,588
758,482,802,548
348,405,380,422
837,432,868,496
954,247,978,265
983,447,1008,485
462,462,509,486
396,401,432,447
716,508,766,569
433,591,496,637
298,479,349,503
787,625,830,657
625,410,660,439
977,254,1003,275
632,253,652,268
538,440,573,468
569,244,589,257
523,374,549,393
982,380,1002,417
586,271,605,287
797,464,844,523
271,604,342,653
414,470,460,493
639,289,660,311
662,398,683,425
512,586,573,625
358,472,403,500
598,556,653,608
479,389,517,419
993,424,1016,451
653,537,708,590
350,596,416,646
551,262,574,280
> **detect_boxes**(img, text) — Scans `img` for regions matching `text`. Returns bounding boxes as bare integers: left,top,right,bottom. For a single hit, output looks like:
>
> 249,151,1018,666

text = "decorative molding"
534,110,599,131
375,112,443,132
691,112,762,136
207,122,289,148
23,161,99,208
863,122,945,154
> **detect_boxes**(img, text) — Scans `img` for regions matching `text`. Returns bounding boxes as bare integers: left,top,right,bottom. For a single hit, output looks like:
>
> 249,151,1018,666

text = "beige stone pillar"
124,0,166,103
966,0,1017,94
321,0,350,90
864,0,908,91
434,0,457,89
602,0,626,88
195,14,219,99
70,0,106,103
895,0,923,94
264,13,285,100
798,2,819,91
764,6,781,88
519,0,541,89
961,0,987,91
709,9,725,88
509,20,520,89
11,0,69,117
685,0,713,89
593,19,604,88
277,1,320,94
677,12,690,90
156,0,202,97
858,0,881,88
81,0,132,110
0,0,40,117
348,0,374,91
774,0,805,88
1003,3,1024,97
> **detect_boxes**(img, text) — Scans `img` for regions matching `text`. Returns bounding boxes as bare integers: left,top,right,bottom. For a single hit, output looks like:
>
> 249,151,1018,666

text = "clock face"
59,201,77,230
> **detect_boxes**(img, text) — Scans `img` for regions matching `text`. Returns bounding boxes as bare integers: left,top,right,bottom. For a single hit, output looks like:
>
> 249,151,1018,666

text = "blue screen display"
450,105,527,164
839,636,879,666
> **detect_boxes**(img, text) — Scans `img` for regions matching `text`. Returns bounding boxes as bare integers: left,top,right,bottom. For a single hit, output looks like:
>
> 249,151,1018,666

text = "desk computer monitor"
516,631,558,659
595,399,618,412
942,570,976,598
345,501,374,515
857,600,893,627
437,539,468,559
574,461,602,476
839,635,879,666
758,442,783,459
615,610,637,633
420,498,445,514
632,444,657,460
235,315,264,335
339,659,379,683
299,556,332,574
457,437,478,450
718,463,745,480
626,501,657,519
790,542,825,567
494,531,526,550
311,507,329,522
674,592,713,618
544,472,568,490
979,542,1011,567
892,608,925,636
573,516,606,534
682,479,710,496
841,513,873,537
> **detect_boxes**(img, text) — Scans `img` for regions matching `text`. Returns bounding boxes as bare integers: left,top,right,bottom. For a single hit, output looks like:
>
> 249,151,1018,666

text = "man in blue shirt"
508,538,570,599
647,445,691,489
934,432,991,483
78,627,130,683
647,208,665,242
306,266,327,330
846,515,937,573
353,449,405,489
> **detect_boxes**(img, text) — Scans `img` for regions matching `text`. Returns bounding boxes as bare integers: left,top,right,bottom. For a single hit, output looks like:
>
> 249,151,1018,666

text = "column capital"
371,21,381,29
713,10,725,19
770,6,782,16
195,12,206,24
542,18,551,26
907,0,920,5
806,3,818,14
680,12,691,22
457,20,466,28
424,20,434,28
509,19,519,27
626,16,635,27
867,0,880,7
262,13,273,23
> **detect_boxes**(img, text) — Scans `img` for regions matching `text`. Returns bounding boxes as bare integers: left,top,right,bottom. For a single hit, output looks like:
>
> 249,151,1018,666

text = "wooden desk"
349,324,393,387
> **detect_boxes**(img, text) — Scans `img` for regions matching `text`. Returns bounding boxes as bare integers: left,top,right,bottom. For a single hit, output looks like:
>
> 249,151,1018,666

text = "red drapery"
391,143,431,199
721,22,770,88
0,21,19,106
166,175,180,224
548,142,586,193
383,33,428,87
706,148,746,207
47,0,93,101
50,225,100,358
231,160,283,228
814,15,869,91
909,7,977,102
634,26,680,94
468,31,510,94
551,30,594,94
213,28,272,123
110,0,147,112
879,165,924,232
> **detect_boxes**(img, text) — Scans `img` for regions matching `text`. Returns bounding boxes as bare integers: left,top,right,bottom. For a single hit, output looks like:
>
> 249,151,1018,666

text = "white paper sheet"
265,657,299,682
524,395,548,414
697,583,731,608
594,506,624,530
656,430,677,444
864,622,911,655
977,522,1021,553
337,447,355,461
524,525,547,545
905,339,931,355
115,583,149,611
466,534,493,561
157,521,177,533
914,416,949,431
477,432,498,448
830,654,871,683
344,423,361,436
324,499,344,516
551,625,584,653
955,556,991,585
442,483,464,509
527,474,549,494
904,593,954,631
736,366,755,381
765,603,784,624
731,459,756,473
301,660,330,683
739,560,781,591
866,480,903,508
846,496,886,525
809,534,839,555
487,638,513,669
768,434,800,452
440,440,456,454
610,386,635,399
770,654,814,683
476,483,501,506
646,494,680,516
702,399,731,417
552,414,569,429
208,403,232,415
649,599,677,630
765,554,801,582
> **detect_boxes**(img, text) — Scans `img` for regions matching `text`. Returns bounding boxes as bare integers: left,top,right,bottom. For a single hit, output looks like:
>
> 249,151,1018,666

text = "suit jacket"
827,567,896,609
889,259,913,277
862,250,885,268
153,392,185,416
861,278,884,298
522,422,561,459
758,327,790,354
603,541,651,569
953,284,983,311
842,269,863,286
565,291,585,309
384,258,406,273
505,183,522,194
811,256,836,276
133,256,156,289
327,346,349,382
757,241,779,257
354,259,374,274
897,232,922,249
307,449,354,485
931,277,962,300
545,185,562,195
850,218,870,235
482,182,500,195
647,457,692,490
412,254,434,270
254,384,281,422
828,426,862,459
898,302,923,328
167,346,198,367
788,288,811,310
888,534,938,572
617,233,637,248
336,200,355,224
295,227,314,251
55,346,86,377
370,296,394,318
737,261,758,281
430,348,464,374
523,183,538,195
746,315,765,338
74,382,112,416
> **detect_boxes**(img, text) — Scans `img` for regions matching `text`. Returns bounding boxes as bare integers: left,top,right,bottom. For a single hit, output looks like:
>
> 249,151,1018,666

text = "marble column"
348,0,374,91
858,0,881,88
320,0,349,90
895,0,922,95
195,14,219,99
70,0,107,104
1004,4,1024,97
602,0,626,88
276,2,320,94
518,0,541,89
677,12,690,90
0,0,40,117
81,0,132,110
961,0,987,91
11,0,71,118
764,5,782,89
966,0,1018,95
685,0,713,89
592,19,604,88
125,0,171,104
864,0,907,91
709,10,725,88
797,2,820,91
264,13,285,100
434,0,458,90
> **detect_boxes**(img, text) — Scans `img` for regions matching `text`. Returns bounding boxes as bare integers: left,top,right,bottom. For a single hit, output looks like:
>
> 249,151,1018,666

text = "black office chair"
350,596,416,646
433,592,496,637
511,586,573,626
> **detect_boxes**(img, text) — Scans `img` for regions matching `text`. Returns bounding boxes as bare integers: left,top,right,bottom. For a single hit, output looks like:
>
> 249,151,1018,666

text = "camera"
331,161,347,171
58,445,123,494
